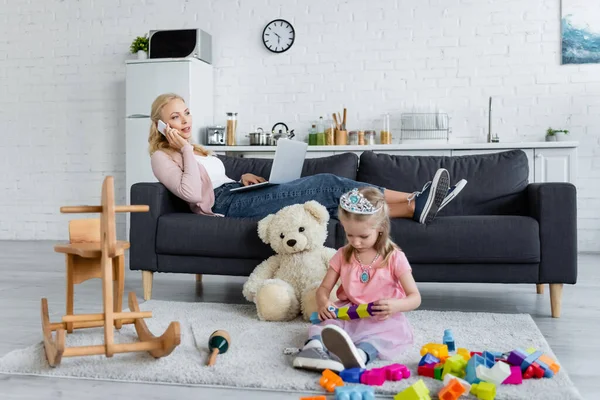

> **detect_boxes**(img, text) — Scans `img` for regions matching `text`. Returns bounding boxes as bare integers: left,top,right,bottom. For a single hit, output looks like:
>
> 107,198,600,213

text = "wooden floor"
0,241,596,399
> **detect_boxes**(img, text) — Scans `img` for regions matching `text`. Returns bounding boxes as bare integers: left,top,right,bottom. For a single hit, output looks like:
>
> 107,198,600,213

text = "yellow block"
356,303,370,318
337,307,350,320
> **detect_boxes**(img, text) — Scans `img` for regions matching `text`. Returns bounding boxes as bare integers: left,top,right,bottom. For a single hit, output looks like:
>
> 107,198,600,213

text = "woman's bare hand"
240,173,266,186
164,124,189,152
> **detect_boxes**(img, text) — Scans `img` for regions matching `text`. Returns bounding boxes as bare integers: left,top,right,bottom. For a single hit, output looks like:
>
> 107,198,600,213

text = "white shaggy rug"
0,300,582,399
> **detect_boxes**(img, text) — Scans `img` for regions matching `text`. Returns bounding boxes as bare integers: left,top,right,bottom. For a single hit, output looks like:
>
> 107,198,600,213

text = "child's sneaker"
321,325,366,370
292,347,344,373
408,168,450,224
439,179,468,211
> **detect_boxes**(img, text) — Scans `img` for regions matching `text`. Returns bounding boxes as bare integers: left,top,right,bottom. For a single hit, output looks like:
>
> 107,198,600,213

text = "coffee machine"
206,126,226,145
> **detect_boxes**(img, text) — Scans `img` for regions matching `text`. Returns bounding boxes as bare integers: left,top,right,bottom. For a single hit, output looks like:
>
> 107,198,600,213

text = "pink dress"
308,248,414,360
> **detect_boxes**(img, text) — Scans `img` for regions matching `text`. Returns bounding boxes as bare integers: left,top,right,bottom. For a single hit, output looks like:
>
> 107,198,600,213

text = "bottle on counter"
316,116,326,146
308,124,317,145
226,112,238,146
380,113,392,144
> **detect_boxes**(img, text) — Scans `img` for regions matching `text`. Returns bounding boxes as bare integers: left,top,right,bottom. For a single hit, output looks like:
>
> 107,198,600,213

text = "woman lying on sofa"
148,93,467,224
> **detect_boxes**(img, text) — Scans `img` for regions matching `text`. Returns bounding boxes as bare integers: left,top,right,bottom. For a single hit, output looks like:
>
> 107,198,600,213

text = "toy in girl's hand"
207,329,231,366
309,303,376,324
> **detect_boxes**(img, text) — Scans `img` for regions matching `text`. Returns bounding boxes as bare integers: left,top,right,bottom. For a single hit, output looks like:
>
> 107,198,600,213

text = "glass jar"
325,119,335,145
226,112,238,146
358,130,365,145
348,131,359,145
365,130,376,145
308,124,317,145
316,116,326,145
380,113,391,144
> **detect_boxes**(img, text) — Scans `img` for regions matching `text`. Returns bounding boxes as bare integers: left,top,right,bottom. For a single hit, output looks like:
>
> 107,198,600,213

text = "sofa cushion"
156,213,339,259
356,150,529,215
389,215,540,264
218,152,359,181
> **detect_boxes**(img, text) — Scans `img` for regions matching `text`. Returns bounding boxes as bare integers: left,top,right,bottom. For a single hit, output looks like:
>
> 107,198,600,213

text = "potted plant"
546,127,569,142
130,34,149,60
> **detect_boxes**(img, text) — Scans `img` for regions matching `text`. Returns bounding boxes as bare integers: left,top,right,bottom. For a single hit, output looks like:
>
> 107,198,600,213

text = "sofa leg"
196,274,203,283
536,284,545,294
142,271,153,301
550,283,563,318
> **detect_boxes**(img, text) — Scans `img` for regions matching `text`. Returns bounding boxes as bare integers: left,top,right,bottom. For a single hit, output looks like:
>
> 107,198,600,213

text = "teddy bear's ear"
257,214,275,244
303,201,330,225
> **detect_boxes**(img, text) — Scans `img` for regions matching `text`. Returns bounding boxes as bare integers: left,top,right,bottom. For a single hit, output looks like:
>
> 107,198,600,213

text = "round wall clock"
262,19,295,54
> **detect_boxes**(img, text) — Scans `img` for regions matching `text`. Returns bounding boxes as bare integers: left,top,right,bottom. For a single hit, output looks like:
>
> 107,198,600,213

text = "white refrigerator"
125,58,214,234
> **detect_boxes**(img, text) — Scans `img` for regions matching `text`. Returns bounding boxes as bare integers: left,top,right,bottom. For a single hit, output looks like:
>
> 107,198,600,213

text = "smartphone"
157,120,167,136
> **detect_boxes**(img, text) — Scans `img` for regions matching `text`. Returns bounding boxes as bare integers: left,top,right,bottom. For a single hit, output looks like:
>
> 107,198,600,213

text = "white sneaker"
439,179,468,211
321,325,366,370
292,347,344,373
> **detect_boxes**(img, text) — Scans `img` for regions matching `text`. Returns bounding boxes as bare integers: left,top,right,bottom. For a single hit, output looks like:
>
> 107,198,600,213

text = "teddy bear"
242,200,338,322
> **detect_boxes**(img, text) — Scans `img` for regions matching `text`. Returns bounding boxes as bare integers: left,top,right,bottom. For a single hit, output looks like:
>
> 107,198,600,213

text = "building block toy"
340,367,365,383
438,378,466,400
418,364,435,378
442,354,467,379
300,397,326,400
394,379,432,400
523,362,544,379
360,368,387,386
475,361,510,386
506,349,527,367
457,348,471,361
443,329,456,352
320,369,344,392
443,373,472,392
335,385,375,400
481,351,496,368
419,353,440,366
521,350,543,372
434,363,445,380
310,303,375,324
420,343,449,360
470,381,496,400
384,363,411,380
465,354,484,384
502,366,523,385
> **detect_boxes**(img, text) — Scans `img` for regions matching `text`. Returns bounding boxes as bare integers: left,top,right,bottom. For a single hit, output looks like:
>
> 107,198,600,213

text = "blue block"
443,329,456,352
340,367,365,383
466,354,484,384
481,351,496,368
335,385,375,400
521,350,543,372
309,312,321,324
535,359,555,378
419,353,440,366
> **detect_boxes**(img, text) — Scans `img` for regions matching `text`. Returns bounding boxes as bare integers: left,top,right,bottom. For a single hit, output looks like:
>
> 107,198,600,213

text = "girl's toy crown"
340,188,382,215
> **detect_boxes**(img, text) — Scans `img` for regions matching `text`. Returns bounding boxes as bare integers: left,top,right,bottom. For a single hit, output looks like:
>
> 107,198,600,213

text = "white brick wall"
1,0,599,251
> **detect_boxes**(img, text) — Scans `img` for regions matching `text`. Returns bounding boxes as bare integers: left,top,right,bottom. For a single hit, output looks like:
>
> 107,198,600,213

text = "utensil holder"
335,129,347,145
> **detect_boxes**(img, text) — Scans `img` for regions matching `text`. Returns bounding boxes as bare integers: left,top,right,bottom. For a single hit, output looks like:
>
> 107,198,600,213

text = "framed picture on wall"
561,0,600,64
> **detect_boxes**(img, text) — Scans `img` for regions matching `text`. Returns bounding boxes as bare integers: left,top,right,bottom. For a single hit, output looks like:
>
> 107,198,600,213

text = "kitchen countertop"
205,141,579,152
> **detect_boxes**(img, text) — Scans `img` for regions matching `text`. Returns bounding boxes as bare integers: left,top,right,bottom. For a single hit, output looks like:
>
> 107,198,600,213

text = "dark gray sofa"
130,149,577,318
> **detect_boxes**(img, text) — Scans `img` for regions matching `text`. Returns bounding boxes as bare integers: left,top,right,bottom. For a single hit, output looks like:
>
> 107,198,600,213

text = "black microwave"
148,28,212,64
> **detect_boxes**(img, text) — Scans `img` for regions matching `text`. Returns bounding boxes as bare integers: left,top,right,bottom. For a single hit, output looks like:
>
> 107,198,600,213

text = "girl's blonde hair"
148,93,211,157
339,186,399,267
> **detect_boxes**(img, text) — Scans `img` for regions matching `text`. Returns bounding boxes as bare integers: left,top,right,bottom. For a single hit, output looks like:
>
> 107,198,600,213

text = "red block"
523,362,545,379
418,364,435,378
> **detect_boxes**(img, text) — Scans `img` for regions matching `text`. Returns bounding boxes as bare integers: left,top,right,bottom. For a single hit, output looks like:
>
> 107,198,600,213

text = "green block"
434,364,444,381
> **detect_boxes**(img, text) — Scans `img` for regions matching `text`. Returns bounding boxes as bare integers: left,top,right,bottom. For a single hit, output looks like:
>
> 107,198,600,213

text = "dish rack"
400,113,450,142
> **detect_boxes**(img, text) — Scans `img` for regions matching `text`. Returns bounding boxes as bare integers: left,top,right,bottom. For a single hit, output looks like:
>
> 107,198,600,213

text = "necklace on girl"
355,252,380,283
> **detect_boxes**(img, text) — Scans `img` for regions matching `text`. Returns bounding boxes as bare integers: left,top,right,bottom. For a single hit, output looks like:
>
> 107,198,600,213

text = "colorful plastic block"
335,385,375,400
300,397,326,400
360,368,387,386
310,303,376,324
394,379,432,400
420,343,449,360
340,367,365,383
465,354,484,384
418,364,435,378
502,366,523,385
523,362,544,379
419,353,440,366
443,373,472,392
457,348,471,361
521,350,543,372
475,361,510,386
434,363,444,380
443,329,456,352
470,381,496,400
481,351,496,368
438,378,466,400
506,348,527,367
320,369,344,392
442,354,467,379
538,354,560,374
384,363,411,380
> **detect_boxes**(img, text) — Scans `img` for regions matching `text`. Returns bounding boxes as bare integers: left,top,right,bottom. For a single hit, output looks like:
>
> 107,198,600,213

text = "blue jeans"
212,173,384,219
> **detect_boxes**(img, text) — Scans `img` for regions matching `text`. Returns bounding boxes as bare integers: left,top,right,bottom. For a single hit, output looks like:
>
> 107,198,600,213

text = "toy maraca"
207,329,231,366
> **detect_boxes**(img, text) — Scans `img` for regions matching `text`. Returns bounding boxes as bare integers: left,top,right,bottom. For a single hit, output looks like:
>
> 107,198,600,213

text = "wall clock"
262,19,295,54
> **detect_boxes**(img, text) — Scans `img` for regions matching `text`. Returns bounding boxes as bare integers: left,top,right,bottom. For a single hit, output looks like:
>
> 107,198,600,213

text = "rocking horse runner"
41,176,180,367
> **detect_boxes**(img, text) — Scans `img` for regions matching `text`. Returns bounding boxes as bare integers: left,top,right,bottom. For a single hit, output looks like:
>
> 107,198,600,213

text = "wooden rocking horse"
41,176,180,367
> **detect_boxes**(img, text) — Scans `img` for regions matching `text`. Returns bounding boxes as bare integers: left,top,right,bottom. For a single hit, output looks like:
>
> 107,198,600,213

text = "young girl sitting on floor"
293,187,421,372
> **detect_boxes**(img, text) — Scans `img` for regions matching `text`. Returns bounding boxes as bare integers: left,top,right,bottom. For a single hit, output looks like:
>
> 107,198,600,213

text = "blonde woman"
148,93,467,223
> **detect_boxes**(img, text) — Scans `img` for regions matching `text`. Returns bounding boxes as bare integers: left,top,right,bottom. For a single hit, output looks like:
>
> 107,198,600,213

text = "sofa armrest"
130,182,188,272
528,183,577,284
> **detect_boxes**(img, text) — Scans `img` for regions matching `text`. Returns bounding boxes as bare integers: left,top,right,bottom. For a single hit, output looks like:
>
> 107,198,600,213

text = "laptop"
229,138,309,193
